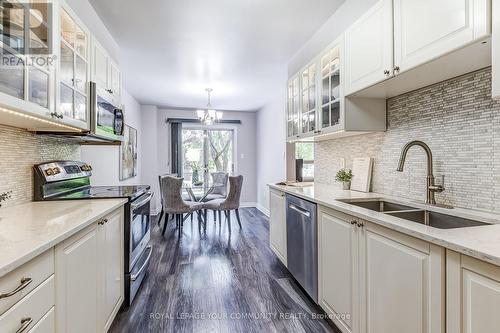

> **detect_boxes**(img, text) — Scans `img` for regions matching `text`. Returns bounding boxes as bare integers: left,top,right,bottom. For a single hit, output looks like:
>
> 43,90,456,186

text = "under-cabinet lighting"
0,106,83,132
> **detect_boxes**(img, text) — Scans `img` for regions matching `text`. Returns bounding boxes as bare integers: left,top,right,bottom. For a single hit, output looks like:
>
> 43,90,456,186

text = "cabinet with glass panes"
57,2,90,130
320,43,341,133
286,35,386,142
300,62,317,136
0,0,54,116
286,74,301,139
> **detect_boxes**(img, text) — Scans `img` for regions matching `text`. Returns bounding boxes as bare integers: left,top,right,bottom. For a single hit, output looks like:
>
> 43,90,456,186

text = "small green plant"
0,191,12,207
335,169,353,183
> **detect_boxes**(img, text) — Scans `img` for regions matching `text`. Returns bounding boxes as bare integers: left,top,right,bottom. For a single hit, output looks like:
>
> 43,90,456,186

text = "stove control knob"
45,168,54,176
88,165,92,171
53,167,61,174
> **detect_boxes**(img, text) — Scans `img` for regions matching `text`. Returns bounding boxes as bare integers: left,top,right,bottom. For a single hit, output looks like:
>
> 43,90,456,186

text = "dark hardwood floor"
110,208,339,333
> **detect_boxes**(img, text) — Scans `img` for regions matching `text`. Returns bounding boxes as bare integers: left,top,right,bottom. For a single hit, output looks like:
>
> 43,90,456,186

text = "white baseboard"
240,202,257,208
256,203,270,217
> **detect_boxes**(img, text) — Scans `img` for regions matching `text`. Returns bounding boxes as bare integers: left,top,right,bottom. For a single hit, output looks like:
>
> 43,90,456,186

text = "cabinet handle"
0,277,32,299
383,69,390,75
357,222,364,228
394,66,400,73
103,218,108,223
98,219,105,226
16,317,32,333
350,220,357,225
106,89,114,94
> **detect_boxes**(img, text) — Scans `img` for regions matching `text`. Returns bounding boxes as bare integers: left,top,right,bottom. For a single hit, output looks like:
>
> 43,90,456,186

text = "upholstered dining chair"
159,175,204,235
203,175,243,231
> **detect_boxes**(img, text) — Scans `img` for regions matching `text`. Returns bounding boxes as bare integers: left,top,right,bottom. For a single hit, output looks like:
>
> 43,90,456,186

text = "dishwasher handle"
289,204,311,218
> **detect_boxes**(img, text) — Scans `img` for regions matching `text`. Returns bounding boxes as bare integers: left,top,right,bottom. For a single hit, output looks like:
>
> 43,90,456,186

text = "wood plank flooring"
110,208,340,333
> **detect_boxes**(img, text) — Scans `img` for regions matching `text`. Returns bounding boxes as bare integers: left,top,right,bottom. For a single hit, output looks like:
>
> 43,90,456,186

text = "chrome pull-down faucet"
396,140,444,205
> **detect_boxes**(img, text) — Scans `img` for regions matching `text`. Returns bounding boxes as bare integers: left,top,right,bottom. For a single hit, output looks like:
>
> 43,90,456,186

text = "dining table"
182,181,225,202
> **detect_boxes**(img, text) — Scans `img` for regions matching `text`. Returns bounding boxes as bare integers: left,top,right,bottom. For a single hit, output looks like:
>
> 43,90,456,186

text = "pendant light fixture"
197,88,223,125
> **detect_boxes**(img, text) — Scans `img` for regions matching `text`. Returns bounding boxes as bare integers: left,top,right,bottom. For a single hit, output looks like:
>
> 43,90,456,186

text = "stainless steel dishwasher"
286,194,318,302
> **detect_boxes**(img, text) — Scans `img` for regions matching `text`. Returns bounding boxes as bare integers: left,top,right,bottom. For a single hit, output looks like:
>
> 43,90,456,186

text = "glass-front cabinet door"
0,0,54,112
300,63,317,136
287,75,300,139
320,43,342,131
57,4,89,129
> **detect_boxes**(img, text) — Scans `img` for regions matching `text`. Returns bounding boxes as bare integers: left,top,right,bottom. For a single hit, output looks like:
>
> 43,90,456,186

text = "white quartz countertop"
0,199,127,278
269,183,500,266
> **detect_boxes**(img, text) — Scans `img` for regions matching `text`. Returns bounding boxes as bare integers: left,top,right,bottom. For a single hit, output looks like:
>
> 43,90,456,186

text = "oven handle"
131,245,152,281
131,192,153,210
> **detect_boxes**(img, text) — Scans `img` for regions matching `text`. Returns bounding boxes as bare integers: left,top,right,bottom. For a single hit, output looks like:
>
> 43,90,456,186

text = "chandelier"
197,88,223,125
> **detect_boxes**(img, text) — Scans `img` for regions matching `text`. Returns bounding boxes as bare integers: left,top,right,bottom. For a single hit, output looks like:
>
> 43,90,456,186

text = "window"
295,142,314,181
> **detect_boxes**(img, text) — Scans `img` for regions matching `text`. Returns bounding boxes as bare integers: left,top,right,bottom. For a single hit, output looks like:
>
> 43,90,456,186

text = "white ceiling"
89,0,345,111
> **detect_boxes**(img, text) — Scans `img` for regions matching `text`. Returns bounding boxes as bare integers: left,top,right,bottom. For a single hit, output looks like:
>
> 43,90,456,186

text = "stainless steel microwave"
90,82,124,142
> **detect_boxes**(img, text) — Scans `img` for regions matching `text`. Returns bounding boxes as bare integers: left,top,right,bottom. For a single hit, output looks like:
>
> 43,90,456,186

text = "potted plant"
335,169,353,190
0,191,12,208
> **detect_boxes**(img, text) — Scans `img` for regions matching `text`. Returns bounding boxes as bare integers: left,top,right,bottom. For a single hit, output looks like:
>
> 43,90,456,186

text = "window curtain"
170,122,183,176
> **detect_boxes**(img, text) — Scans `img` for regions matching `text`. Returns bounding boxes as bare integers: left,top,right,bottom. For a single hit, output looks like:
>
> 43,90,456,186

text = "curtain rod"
166,118,242,124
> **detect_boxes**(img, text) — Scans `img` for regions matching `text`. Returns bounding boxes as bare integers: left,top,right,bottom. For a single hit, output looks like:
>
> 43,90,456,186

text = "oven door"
129,192,152,271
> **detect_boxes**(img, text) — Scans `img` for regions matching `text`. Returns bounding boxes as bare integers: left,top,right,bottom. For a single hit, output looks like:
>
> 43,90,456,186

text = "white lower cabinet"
318,207,359,333
318,205,445,333
359,223,445,333
56,207,124,333
99,209,124,332
28,307,55,333
447,251,500,333
269,189,287,266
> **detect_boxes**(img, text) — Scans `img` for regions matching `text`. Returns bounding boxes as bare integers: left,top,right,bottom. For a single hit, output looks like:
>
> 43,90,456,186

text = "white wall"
256,66,288,214
140,105,160,211
140,108,258,212
288,0,379,76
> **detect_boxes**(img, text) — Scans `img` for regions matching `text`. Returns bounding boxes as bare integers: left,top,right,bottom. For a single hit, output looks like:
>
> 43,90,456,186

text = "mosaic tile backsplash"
0,125,80,207
315,67,500,213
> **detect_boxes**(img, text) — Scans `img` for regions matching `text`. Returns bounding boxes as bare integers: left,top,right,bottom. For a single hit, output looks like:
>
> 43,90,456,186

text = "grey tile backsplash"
0,125,80,207
315,67,500,213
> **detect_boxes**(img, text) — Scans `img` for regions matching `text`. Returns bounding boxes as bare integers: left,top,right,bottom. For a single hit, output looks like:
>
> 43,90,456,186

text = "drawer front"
0,275,55,333
28,307,54,333
0,249,54,315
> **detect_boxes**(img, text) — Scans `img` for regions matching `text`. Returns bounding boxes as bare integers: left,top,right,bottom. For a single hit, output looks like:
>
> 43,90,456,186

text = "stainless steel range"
33,160,152,306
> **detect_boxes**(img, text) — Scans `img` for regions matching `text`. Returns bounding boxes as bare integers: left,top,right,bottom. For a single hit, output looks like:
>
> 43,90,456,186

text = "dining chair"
159,175,204,235
203,175,243,232
158,174,176,227
203,172,229,222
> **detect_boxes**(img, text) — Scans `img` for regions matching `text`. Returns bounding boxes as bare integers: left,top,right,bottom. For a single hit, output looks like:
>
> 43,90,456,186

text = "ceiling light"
197,88,222,125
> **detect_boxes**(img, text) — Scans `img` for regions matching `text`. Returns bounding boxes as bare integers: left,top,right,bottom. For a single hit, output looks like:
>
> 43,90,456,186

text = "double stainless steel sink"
342,200,489,229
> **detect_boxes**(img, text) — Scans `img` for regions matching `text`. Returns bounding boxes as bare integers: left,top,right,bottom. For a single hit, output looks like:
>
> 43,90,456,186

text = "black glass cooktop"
54,185,150,201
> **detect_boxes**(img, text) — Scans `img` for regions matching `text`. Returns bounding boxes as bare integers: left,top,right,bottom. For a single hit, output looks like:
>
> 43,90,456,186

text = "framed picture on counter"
120,125,138,180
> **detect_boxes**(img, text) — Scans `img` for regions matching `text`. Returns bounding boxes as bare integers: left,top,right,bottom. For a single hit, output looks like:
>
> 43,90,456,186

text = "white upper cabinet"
56,2,91,130
91,38,121,105
344,0,394,95
109,60,121,98
300,63,318,136
286,75,301,139
0,1,59,128
319,43,342,132
92,40,108,90
394,0,491,74
493,0,500,100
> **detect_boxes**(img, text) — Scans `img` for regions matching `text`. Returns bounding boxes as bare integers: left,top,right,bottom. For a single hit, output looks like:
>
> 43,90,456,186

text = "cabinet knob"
394,66,400,73
384,69,390,75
